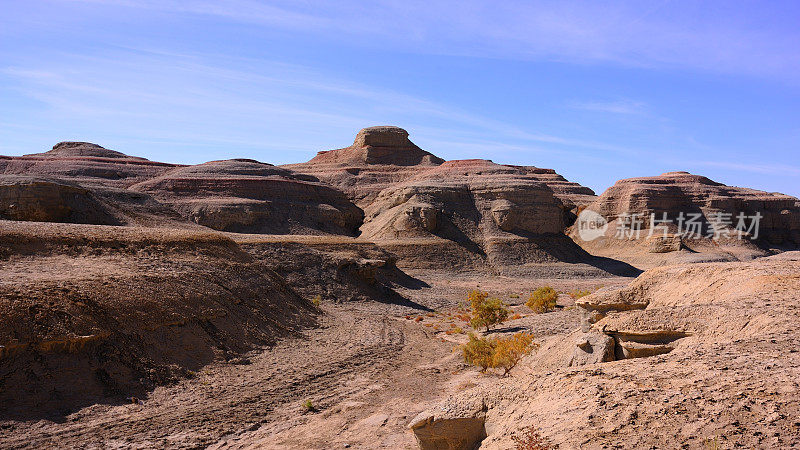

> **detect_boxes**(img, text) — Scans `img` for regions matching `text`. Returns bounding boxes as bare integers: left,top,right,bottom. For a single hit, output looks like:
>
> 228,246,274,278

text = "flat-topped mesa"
311,126,444,167
284,126,445,207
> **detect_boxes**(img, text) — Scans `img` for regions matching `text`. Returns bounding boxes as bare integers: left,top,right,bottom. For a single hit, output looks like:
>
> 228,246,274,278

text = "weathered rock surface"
0,176,120,224
130,159,363,235
571,171,799,268
285,127,595,212
284,126,445,207
584,171,800,244
0,222,317,417
359,159,608,274
408,396,487,450
1,142,176,187
419,257,800,449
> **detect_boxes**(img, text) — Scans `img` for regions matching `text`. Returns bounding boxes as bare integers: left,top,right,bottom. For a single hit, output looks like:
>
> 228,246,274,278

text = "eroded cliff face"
130,159,364,235
571,171,800,269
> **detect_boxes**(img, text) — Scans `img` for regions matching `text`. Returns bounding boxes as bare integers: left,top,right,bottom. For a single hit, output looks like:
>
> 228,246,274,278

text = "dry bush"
568,289,591,300
311,295,322,307
467,289,489,309
512,426,551,450
526,287,558,313
462,333,496,372
467,290,510,331
462,332,537,376
493,332,537,376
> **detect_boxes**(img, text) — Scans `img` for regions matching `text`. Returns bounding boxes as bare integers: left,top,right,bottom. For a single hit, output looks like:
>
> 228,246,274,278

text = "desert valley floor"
1,127,799,449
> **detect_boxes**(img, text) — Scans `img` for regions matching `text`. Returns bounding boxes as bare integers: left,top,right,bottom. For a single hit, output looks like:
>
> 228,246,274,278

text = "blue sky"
1,0,799,197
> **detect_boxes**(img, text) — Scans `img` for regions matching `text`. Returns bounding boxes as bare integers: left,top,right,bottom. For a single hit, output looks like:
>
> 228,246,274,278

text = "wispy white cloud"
568,99,647,115
2,48,650,162
62,0,800,82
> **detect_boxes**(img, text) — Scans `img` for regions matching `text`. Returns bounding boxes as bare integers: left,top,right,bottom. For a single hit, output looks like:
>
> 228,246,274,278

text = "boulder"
570,331,615,366
408,396,488,450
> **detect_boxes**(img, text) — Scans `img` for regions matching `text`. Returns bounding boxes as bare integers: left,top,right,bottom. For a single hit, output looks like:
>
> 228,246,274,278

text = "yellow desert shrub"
568,289,591,300
469,296,510,331
492,332,537,376
461,332,537,376
462,333,496,372
526,287,558,313
467,289,489,309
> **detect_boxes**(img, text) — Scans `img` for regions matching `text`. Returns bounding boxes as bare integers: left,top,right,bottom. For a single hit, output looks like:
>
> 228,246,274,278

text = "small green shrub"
467,290,510,331
302,399,316,413
526,287,558,313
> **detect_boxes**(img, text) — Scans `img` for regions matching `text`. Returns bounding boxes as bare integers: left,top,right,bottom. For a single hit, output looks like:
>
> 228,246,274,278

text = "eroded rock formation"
130,159,363,235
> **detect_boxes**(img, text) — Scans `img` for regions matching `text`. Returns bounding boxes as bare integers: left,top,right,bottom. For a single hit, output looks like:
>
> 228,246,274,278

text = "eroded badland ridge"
1,127,799,449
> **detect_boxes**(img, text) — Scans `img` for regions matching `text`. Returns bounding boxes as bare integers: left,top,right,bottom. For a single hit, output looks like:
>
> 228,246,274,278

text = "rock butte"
0,127,798,449
571,170,800,268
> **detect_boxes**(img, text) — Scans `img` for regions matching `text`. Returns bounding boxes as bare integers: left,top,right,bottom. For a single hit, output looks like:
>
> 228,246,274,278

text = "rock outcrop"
130,159,363,235
1,142,176,187
358,159,618,275
284,126,445,207
0,222,318,417
415,256,800,448
0,176,120,225
285,127,596,214
571,171,800,268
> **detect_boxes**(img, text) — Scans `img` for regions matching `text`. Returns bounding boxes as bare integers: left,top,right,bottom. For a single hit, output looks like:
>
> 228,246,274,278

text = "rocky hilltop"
572,171,800,268
284,126,445,207
130,159,363,235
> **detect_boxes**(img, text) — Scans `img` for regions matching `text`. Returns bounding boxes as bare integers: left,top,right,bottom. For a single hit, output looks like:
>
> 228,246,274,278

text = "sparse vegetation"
461,332,537,376
567,289,591,300
492,332,537,376
462,333,496,372
509,293,520,299
526,287,558,313
311,295,322,307
512,426,552,450
302,399,316,413
704,436,722,450
467,290,510,331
